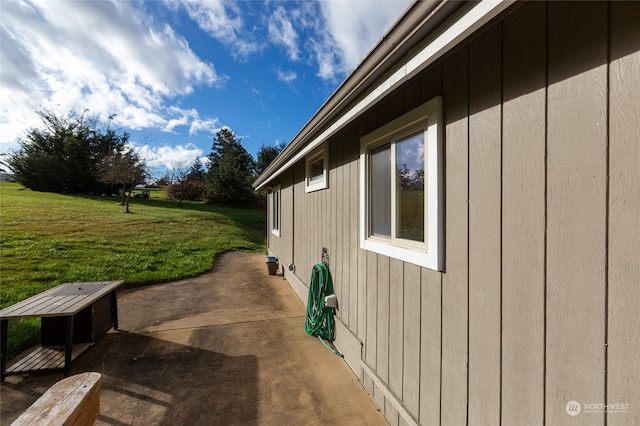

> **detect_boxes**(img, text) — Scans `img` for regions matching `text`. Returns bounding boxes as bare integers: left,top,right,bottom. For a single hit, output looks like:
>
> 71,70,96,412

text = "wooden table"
1,280,124,381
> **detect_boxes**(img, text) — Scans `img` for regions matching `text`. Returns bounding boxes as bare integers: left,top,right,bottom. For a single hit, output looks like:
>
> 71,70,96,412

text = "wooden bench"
11,372,102,426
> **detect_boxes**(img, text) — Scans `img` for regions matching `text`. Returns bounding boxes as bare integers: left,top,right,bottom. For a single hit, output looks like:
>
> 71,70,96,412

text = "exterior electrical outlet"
324,294,337,309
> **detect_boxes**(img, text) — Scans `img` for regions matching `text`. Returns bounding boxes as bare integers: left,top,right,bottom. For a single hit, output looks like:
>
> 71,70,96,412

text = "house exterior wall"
265,2,639,425
267,173,293,270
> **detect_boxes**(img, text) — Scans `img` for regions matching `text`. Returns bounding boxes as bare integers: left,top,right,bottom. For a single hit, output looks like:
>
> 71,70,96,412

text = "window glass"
305,148,328,192
370,144,391,237
309,158,324,182
396,133,425,242
271,188,280,234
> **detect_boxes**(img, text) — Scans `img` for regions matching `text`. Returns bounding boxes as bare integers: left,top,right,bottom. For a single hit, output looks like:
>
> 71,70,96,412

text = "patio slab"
1,252,387,425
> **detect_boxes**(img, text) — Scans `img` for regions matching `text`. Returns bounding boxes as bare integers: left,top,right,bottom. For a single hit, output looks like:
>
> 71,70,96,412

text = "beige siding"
348,126,360,333
418,64,444,426
366,250,378,368
265,2,640,424
338,136,348,325
357,128,368,342
402,262,421,416
337,133,349,326
468,23,502,426
388,258,403,397
291,162,312,287
546,3,608,423
267,174,293,267
420,268,441,425
377,255,390,383
501,2,546,424
329,135,337,298
440,46,470,426
608,3,640,425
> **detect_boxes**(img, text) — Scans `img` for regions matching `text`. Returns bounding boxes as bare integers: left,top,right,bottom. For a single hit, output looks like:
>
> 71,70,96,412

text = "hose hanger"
321,247,329,267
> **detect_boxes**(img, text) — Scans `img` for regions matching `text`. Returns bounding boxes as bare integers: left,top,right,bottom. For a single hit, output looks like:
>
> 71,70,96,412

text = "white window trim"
305,147,328,192
359,96,444,271
271,186,281,237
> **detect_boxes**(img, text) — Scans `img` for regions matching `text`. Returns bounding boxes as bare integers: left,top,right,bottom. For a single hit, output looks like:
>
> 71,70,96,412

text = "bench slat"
6,344,92,375
11,372,102,426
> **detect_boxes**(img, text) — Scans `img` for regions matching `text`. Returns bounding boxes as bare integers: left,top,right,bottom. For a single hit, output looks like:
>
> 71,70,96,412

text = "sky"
0,0,412,175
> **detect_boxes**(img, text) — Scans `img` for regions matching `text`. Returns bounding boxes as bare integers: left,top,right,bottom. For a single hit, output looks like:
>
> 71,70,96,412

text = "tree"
398,163,424,191
183,157,206,201
255,142,286,176
7,109,126,194
206,127,256,206
187,157,206,182
166,161,190,206
97,149,147,213
166,158,206,204
154,174,172,187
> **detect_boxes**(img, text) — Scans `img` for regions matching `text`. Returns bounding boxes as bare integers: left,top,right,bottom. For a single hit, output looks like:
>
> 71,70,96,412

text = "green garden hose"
304,263,342,357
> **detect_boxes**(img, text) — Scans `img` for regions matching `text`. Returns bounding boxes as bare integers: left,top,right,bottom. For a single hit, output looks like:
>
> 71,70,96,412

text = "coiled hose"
304,263,342,356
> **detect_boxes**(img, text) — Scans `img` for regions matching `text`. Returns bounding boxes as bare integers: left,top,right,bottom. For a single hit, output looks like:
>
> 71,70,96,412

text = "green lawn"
0,182,266,356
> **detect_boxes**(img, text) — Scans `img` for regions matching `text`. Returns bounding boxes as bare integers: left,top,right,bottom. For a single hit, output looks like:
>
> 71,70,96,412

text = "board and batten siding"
608,3,640,426
265,2,639,425
267,172,293,270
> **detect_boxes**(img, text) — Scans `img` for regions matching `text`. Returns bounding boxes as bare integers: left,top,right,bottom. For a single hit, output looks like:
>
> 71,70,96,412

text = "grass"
0,182,266,357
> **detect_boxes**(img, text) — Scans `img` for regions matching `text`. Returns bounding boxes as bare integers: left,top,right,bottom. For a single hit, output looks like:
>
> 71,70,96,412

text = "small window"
360,97,443,271
305,148,328,192
271,186,281,237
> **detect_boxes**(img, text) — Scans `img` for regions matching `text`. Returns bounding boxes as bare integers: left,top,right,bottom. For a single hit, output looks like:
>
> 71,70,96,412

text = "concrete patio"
1,252,387,425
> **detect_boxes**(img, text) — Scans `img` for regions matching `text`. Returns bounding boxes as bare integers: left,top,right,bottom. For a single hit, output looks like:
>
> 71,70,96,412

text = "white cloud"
176,0,410,82
162,107,221,136
268,6,299,61
287,0,411,81
248,84,261,96
133,142,204,170
318,1,410,73
171,0,263,61
0,0,223,150
275,69,297,84
189,117,222,137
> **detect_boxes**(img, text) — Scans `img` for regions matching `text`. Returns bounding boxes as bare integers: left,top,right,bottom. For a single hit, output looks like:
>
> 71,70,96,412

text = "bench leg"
111,290,119,330
64,316,74,376
1,319,7,382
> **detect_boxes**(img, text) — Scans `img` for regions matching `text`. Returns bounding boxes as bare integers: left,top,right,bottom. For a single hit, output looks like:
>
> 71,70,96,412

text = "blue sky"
0,0,411,174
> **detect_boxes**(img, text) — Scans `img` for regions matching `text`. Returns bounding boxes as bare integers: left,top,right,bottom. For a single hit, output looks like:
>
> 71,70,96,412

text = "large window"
360,97,443,270
271,186,281,237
